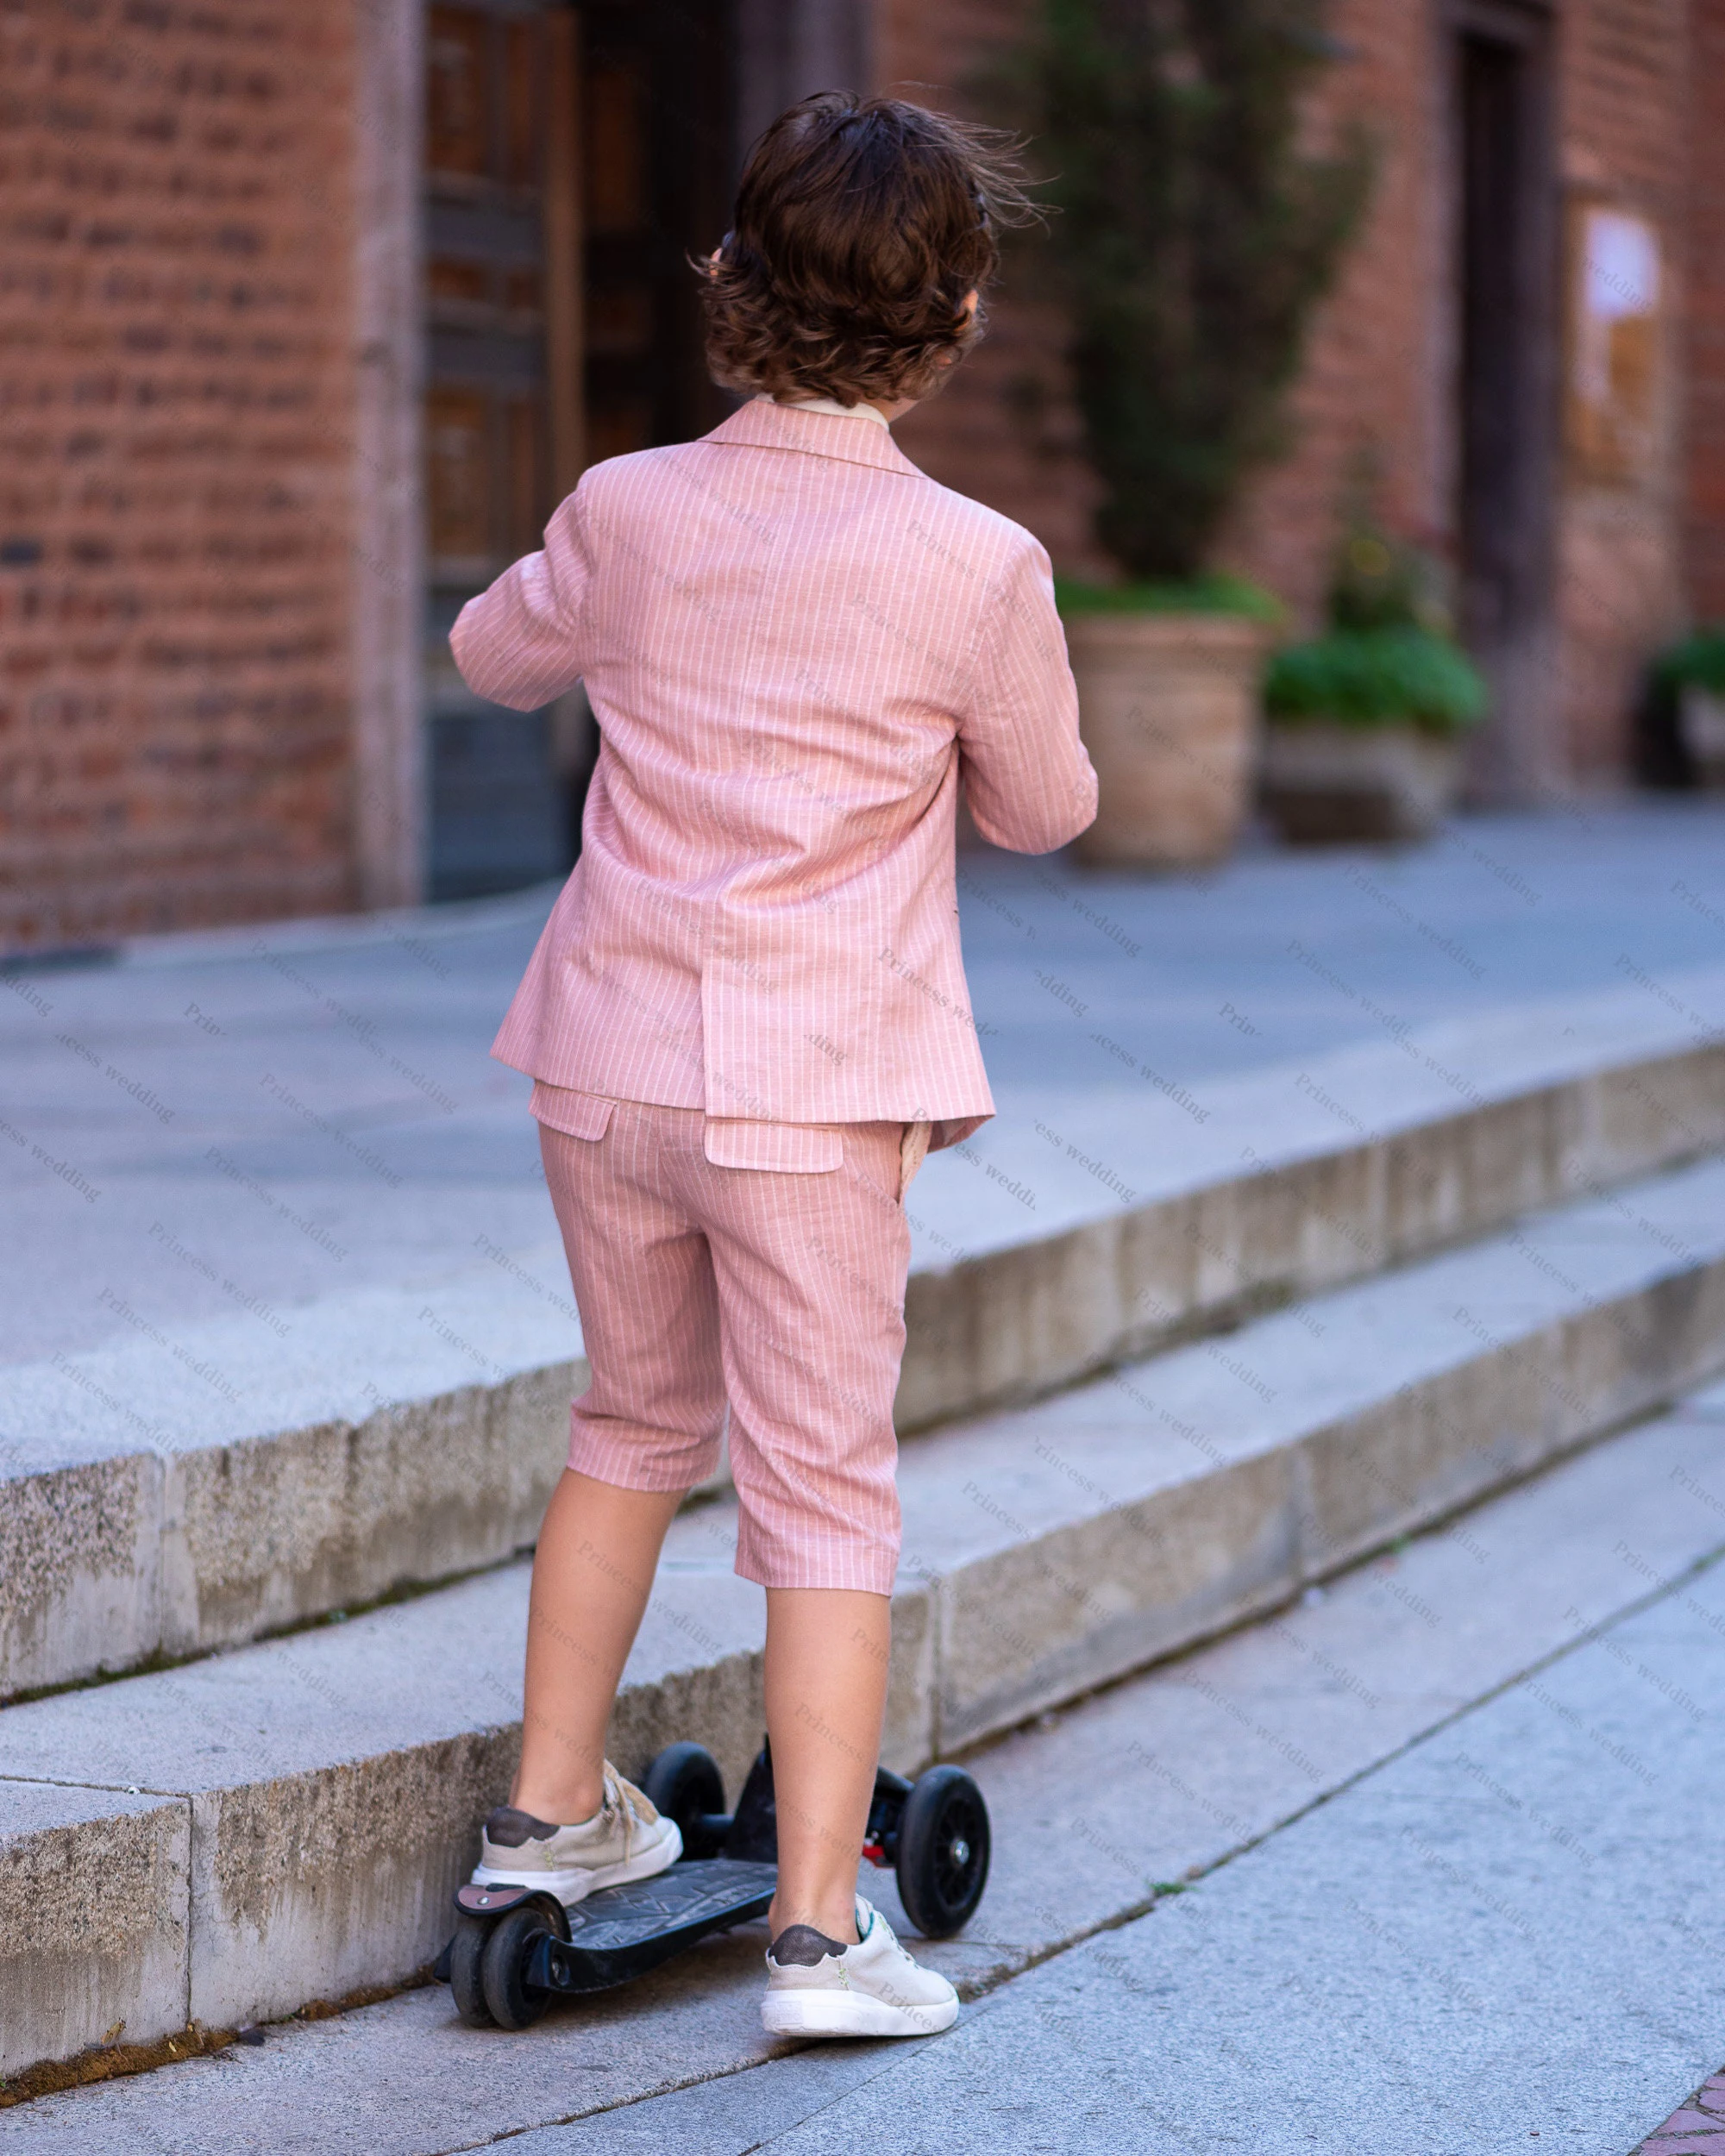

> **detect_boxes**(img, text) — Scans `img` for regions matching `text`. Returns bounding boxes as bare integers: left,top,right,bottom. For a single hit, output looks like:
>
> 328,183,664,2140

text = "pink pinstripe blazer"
452,397,1096,1145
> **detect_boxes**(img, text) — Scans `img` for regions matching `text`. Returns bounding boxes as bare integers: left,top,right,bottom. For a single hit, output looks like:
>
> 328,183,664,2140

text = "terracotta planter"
1259,720,1463,844
1064,612,1270,868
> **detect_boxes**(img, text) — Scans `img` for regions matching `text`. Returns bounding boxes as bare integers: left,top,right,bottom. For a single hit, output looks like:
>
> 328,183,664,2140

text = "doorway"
1453,3,1558,802
421,1,734,901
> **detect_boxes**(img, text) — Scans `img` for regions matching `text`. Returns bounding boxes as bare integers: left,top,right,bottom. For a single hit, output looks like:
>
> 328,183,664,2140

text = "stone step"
7,969,1725,1699
5,1149,1725,2076
5,1387,1724,2145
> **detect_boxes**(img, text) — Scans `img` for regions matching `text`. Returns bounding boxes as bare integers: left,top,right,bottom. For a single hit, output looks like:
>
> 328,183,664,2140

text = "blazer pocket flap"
530,1082,616,1142
703,1120,843,1173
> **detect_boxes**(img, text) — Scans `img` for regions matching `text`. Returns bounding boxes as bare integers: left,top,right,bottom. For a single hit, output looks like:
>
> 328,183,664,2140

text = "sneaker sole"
760,1989,959,2040
471,1820,682,1907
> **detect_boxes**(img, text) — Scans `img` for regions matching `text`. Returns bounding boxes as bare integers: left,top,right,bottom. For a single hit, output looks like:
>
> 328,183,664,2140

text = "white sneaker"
761,1896,960,2039
470,1762,681,1906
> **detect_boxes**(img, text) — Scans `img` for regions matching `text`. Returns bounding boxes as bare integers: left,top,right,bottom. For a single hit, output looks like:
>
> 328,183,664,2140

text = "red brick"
0,0,356,949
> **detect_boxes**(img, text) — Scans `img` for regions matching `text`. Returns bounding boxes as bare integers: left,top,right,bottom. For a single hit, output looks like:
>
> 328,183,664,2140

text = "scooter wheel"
448,1912,494,2028
480,1904,557,2031
895,1765,990,1940
643,1741,727,1858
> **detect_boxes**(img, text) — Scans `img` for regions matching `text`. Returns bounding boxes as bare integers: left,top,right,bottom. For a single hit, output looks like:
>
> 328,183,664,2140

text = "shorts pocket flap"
530,1083,616,1142
703,1120,843,1173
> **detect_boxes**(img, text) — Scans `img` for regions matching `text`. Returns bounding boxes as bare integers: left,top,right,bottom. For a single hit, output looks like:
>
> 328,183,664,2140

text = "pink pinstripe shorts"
535,1092,925,1595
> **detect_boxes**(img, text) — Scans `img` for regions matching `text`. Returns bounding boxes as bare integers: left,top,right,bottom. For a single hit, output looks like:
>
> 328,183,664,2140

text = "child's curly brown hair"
700,93,1035,411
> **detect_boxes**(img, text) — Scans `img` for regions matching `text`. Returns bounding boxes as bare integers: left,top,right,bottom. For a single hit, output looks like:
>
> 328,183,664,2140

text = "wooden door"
421,0,733,899
582,2,734,461
1453,2,1559,802
424,3,583,582
423,0,582,899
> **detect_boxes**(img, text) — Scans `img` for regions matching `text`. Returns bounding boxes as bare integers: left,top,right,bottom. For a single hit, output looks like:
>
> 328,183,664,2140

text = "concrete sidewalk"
5,802,1724,1369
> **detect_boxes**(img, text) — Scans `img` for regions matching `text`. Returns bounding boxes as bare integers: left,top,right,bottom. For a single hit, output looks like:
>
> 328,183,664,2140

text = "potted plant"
1652,630,1725,788
1013,0,1373,867
1053,573,1283,866
1259,523,1486,843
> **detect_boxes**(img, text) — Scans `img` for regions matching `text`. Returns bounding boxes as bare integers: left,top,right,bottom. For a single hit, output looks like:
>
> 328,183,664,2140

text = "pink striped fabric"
538,1100,912,1593
452,398,1096,1142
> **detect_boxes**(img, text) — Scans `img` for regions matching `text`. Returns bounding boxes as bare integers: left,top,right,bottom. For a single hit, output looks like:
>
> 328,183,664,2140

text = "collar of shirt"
772,394,893,429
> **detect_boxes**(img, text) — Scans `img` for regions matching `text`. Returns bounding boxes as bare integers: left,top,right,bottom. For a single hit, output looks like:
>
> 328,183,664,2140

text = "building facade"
0,0,1715,950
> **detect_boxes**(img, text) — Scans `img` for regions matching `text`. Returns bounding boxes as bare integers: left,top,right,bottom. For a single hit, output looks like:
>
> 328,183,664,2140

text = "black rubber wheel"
895,1765,990,1939
643,1741,727,1858
448,1913,494,2028
480,1904,558,2031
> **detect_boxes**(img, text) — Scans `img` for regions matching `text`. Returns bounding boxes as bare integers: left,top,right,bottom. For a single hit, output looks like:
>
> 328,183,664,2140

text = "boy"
451,90,1096,2040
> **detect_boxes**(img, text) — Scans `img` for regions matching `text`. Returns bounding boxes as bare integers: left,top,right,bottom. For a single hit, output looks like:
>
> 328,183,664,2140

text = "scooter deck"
455,1859,778,1996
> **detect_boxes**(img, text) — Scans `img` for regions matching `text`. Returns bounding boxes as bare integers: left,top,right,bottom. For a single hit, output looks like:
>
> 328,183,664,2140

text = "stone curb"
4,1152,1725,2071
1,1326,580,1702
909,1155,1725,1749
900,1031,1725,1430
7,993,1725,1698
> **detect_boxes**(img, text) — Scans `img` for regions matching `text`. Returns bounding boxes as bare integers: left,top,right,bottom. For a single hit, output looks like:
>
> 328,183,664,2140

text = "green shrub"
1055,573,1283,619
1264,628,1486,735
1655,630,1725,695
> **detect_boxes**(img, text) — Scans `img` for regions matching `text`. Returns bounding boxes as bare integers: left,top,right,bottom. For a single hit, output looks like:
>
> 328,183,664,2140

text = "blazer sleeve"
449,482,593,711
957,534,1098,854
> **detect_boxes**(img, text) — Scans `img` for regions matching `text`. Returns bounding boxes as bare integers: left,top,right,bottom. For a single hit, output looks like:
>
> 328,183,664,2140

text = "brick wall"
0,0,1706,950
1556,0,1689,779
0,0,358,952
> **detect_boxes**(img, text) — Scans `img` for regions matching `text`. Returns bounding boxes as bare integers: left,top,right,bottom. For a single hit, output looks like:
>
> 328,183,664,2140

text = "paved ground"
553,1534,1725,2156
3,801,1725,1366
437,1501,1725,2156
7,802,1725,2147
9,1386,1724,2153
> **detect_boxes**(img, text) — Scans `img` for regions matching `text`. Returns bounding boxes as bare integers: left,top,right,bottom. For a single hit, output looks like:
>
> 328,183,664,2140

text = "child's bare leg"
765,1587,891,1942
512,1469,687,1822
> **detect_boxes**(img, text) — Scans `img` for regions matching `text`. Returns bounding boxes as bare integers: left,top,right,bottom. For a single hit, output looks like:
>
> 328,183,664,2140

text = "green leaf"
1264,628,1487,733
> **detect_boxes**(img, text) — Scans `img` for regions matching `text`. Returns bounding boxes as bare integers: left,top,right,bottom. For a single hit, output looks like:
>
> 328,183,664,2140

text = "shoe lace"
601,1762,635,1857
860,1902,913,1967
